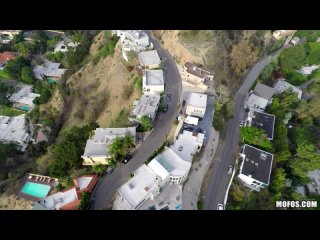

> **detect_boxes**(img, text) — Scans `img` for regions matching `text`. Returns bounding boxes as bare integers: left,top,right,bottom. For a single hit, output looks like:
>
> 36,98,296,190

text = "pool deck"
16,174,58,202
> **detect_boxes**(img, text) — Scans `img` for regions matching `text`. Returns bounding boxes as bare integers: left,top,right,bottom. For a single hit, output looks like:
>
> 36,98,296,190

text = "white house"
272,30,297,40
143,70,164,95
138,50,161,69
298,65,319,76
0,30,21,44
33,62,67,82
9,85,40,112
184,116,199,126
81,127,136,166
247,83,275,110
0,114,31,151
118,164,162,210
238,144,274,191
273,79,302,99
130,94,160,121
117,30,152,61
182,62,214,85
186,92,207,118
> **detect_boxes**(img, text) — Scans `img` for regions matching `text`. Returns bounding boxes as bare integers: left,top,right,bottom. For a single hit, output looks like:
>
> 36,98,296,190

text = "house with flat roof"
0,52,17,70
272,30,297,40
182,62,214,85
307,169,320,195
117,30,152,62
82,127,136,165
247,110,275,140
238,144,274,191
130,94,160,121
0,114,31,151
273,79,302,99
118,164,161,210
184,116,199,126
9,85,40,112
33,62,67,82
138,50,161,69
33,175,98,210
143,70,164,95
186,92,207,118
0,30,21,44
298,65,319,76
247,83,275,110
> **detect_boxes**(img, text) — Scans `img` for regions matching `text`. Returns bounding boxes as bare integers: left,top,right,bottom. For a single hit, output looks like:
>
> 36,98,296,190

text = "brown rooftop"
185,62,213,79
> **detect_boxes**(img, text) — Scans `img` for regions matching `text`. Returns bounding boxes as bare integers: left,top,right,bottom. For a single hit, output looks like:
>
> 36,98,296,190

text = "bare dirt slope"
153,30,272,95
63,35,140,130
0,194,32,210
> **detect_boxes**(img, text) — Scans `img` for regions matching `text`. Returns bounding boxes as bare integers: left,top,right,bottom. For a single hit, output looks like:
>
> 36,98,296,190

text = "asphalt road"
204,56,272,210
92,31,182,209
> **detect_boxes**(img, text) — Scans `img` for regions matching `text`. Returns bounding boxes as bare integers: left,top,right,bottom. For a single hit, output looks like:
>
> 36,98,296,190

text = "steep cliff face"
153,30,272,95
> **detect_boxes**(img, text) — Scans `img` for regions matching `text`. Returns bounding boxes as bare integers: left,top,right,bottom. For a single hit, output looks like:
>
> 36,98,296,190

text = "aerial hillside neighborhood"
1,30,320,210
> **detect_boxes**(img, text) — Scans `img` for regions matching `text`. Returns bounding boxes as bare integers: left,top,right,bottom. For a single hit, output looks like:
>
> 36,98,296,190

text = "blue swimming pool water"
21,181,50,198
19,105,31,112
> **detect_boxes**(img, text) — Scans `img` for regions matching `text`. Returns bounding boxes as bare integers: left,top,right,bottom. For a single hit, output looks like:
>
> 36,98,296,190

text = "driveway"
92,31,182,209
203,56,272,210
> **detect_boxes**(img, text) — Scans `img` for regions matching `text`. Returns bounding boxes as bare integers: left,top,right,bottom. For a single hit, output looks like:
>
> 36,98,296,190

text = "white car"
217,204,224,210
228,165,233,175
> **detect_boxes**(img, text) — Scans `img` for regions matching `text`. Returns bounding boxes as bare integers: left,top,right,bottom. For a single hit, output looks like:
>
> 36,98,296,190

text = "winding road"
92,31,182,209
204,56,273,210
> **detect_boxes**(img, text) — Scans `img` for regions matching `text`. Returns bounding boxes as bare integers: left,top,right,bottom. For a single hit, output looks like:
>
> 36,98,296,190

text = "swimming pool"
19,105,31,112
21,181,51,199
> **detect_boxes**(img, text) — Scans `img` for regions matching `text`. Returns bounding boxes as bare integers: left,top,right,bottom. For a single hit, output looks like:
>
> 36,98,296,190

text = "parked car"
195,127,203,133
239,120,244,127
228,165,234,175
164,104,168,113
184,127,194,132
203,130,207,140
122,154,132,164
106,168,114,174
217,203,224,210
182,100,186,106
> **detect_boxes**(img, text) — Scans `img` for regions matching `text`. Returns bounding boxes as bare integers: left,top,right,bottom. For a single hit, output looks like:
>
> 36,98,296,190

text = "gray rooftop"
138,50,161,67
132,94,160,118
273,79,302,99
145,70,164,85
241,144,273,185
251,111,275,140
253,83,276,101
187,92,207,108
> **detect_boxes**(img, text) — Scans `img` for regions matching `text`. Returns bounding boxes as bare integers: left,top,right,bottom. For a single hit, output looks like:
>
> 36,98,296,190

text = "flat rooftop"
145,70,164,85
151,147,191,178
118,164,159,209
250,111,275,140
37,187,79,210
82,127,136,157
240,144,273,185
185,62,213,79
33,62,67,79
253,83,275,101
132,95,160,118
138,50,161,67
247,94,269,109
0,115,29,143
171,130,204,162
187,92,207,108
126,30,148,40
273,79,302,99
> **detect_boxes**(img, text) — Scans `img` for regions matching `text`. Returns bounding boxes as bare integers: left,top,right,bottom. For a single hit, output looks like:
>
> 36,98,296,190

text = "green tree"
279,45,306,74
92,164,108,176
78,192,91,210
21,66,34,84
3,56,29,79
123,133,135,152
270,168,286,201
240,126,273,151
31,30,48,54
108,136,125,159
139,115,153,132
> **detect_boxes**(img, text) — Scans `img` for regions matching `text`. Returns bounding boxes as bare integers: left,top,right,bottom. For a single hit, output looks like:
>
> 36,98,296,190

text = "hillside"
62,31,141,130
153,30,272,94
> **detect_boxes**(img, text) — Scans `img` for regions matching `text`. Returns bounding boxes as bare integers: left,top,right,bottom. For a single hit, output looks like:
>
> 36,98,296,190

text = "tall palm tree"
124,133,135,152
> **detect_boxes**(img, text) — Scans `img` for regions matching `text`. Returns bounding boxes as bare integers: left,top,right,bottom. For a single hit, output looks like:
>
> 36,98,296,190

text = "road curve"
93,31,182,209
204,56,272,210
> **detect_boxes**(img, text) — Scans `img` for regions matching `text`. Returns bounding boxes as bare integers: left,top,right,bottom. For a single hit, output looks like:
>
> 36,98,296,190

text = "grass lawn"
0,106,22,117
0,70,13,80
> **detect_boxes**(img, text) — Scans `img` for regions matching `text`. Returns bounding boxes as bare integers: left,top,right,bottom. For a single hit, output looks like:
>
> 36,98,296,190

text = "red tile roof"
0,52,17,65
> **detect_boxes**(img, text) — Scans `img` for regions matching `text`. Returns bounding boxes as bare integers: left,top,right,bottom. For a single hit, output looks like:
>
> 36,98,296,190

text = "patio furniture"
28,175,33,180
